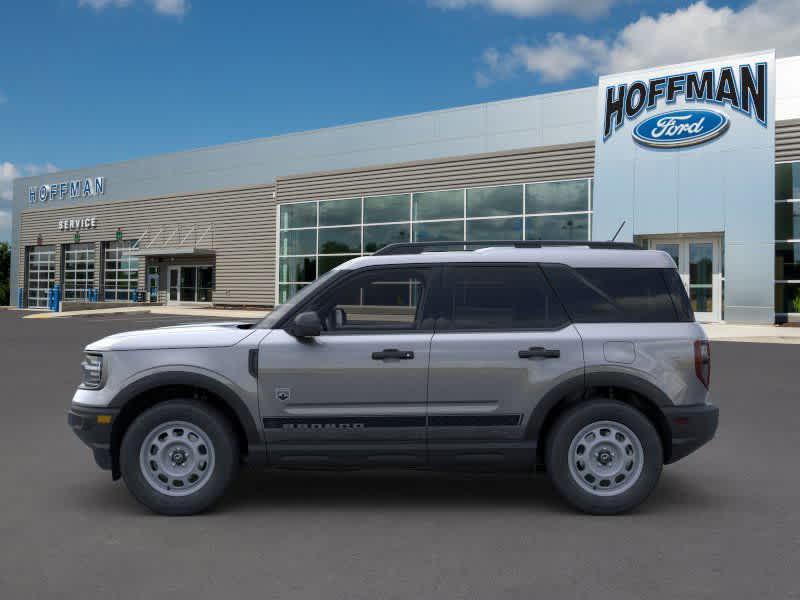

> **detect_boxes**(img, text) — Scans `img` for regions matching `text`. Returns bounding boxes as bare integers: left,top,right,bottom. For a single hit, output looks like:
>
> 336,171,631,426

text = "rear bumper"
663,404,719,464
68,406,120,471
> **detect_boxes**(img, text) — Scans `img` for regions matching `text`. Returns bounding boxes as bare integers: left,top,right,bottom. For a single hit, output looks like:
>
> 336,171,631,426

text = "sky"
2,0,800,242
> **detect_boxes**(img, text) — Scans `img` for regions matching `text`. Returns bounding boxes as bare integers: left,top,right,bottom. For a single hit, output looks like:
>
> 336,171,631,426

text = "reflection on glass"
775,163,800,201
364,224,409,252
413,189,463,221
279,257,316,282
319,198,361,226
775,243,800,280
525,214,588,240
690,287,712,313
280,202,316,229
466,218,523,241
775,202,800,240
466,185,523,218
280,229,316,256
526,180,589,214
319,255,358,275
690,243,713,285
318,226,361,254
364,194,410,224
413,220,464,242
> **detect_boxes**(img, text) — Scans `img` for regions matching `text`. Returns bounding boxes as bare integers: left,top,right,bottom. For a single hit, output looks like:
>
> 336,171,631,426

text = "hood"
85,322,257,352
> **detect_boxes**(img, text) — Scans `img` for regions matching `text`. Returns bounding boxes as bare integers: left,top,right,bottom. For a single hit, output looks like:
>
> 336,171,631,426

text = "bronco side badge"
275,388,291,402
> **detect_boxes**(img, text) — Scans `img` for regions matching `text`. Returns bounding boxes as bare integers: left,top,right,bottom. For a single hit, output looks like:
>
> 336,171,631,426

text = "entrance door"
167,265,213,304
644,237,722,322
257,266,434,466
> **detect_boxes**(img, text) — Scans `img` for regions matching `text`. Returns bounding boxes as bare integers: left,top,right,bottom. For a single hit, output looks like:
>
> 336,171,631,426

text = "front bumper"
662,403,719,463
68,406,120,471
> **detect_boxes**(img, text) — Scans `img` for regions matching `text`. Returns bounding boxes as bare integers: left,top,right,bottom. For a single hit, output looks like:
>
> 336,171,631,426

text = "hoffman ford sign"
602,60,767,148
28,176,105,204
632,109,730,149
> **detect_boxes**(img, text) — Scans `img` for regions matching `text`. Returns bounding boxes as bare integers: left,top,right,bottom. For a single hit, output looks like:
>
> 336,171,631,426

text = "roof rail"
373,240,641,256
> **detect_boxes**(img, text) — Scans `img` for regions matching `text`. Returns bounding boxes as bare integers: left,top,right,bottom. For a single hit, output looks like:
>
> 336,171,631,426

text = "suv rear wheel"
120,400,239,515
545,400,663,515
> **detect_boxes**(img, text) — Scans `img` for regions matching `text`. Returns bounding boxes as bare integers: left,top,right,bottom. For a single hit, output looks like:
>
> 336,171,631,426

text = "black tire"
120,400,239,516
545,400,663,515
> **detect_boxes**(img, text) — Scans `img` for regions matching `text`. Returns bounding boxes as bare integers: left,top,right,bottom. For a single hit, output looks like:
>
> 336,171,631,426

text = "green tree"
0,242,9,306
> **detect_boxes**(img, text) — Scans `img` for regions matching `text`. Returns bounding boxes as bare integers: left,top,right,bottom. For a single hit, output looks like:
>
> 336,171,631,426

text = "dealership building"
9,49,800,323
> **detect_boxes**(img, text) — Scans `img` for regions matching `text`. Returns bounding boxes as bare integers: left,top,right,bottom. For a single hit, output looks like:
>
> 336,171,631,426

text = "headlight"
80,353,103,389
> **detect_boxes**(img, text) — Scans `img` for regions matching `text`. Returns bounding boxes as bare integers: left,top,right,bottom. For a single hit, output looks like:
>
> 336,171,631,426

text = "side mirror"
290,311,322,338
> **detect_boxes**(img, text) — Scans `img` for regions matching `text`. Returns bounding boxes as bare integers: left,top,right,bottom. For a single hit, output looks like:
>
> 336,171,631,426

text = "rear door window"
441,265,569,331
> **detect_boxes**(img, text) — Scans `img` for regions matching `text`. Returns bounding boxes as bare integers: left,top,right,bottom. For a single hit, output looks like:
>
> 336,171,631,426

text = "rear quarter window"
542,265,693,323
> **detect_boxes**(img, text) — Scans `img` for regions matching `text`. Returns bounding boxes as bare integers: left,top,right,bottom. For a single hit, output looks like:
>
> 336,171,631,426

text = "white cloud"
0,162,59,243
477,0,800,84
429,0,618,19
150,0,189,18
77,0,189,18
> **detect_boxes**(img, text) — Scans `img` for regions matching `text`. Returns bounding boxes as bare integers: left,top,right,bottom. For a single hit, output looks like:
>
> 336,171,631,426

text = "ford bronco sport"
68,241,718,515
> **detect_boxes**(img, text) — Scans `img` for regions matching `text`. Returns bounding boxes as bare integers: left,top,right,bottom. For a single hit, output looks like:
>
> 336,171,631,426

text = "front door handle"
372,348,415,360
518,347,560,359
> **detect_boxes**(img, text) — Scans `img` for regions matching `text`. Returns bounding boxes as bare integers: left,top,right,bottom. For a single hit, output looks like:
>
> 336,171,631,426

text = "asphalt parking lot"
0,310,798,599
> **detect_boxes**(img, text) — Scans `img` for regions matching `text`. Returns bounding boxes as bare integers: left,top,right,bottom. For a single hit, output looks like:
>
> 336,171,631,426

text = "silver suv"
68,241,718,515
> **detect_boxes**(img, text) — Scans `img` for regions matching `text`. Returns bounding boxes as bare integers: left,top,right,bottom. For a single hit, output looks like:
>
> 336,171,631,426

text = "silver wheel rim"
139,420,216,497
567,420,644,497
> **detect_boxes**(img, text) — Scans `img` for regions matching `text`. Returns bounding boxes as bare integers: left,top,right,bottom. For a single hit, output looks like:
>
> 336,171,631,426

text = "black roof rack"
373,240,641,256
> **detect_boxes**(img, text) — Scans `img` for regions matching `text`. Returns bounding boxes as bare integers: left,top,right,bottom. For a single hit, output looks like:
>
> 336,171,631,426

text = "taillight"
694,340,711,388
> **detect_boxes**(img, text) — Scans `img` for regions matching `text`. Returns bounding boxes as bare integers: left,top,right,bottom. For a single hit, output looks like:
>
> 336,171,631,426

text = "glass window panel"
363,224,410,253
543,266,680,323
690,287,713,313
319,255,358,275
318,226,361,254
413,220,464,242
775,243,800,280
775,282,800,313
279,229,316,256
466,217,523,241
466,185,523,218
280,202,316,229
318,198,361,226
364,194,410,224
525,214,588,240
526,180,589,214
775,202,800,240
690,243,713,285
776,163,800,201
445,266,568,330
198,267,213,288
413,189,463,221
279,257,316,282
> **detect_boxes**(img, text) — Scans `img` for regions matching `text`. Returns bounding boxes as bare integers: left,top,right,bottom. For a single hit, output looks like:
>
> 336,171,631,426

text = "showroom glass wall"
775,161,800,314
277,179,592,303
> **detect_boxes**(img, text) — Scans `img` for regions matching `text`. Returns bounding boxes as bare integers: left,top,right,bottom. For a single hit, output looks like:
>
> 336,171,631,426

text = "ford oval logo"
632,109,730,149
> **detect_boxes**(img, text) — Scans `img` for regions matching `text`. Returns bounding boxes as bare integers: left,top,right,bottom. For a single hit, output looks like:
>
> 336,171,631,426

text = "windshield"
258,269,340,329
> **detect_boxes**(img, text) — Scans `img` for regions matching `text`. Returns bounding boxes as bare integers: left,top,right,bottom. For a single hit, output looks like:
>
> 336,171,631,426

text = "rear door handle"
518,347,560,359
372,348,415,360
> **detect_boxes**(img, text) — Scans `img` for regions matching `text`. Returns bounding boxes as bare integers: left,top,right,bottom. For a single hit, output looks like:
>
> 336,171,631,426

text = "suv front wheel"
545,400,663,515
120,400,239,515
